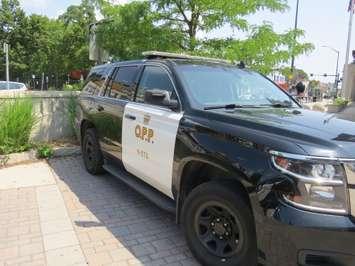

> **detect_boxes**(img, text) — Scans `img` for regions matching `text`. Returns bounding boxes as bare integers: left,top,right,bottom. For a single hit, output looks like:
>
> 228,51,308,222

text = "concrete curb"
0,146,81,169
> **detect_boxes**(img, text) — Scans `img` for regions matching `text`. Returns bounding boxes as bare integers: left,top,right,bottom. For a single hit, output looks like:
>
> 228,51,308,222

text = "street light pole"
335,51,340,96
291,0,300,73
322,45,340,96
3,43,10,90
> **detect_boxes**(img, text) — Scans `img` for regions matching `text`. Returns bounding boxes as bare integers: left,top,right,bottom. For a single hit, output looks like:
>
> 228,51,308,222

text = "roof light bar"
142,51,231,64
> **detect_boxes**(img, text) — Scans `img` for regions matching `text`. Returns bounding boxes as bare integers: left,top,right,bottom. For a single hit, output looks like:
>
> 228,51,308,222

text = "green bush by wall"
0,97,36,155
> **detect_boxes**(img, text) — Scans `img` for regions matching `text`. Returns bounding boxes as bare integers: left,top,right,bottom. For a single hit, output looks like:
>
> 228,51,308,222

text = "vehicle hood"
210,108,355,158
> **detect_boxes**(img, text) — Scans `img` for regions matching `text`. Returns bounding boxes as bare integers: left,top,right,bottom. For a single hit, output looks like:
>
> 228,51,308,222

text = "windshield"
0,82,25,90
177,64,297,108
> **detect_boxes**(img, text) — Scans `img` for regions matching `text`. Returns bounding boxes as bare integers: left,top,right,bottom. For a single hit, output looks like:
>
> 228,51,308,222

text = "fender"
173,154,249,196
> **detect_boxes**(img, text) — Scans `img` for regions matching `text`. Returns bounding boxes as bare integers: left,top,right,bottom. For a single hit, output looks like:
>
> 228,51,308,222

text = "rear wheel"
82,128,104,175
182,182,257,266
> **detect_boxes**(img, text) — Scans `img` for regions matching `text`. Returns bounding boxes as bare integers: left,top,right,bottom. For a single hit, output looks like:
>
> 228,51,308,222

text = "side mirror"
144,89,179,110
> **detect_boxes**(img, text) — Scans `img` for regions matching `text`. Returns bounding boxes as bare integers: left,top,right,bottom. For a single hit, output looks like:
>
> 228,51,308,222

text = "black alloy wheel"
195,202,243,258
182,182,257,266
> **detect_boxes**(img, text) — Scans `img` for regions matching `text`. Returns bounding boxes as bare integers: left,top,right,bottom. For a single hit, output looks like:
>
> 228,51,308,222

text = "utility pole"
342,0,354,98
290,0,300,74
3,43,10,90
345,0,354,66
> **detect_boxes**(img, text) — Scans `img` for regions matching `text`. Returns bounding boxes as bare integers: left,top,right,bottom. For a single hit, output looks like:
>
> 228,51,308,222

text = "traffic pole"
4,43,10,90
335,50,340,96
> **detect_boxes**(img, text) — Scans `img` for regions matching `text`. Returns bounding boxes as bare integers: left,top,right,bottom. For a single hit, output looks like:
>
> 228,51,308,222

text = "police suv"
76,51,355,266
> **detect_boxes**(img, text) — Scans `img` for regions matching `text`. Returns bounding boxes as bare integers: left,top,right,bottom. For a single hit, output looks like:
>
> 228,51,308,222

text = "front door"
122,65,182,198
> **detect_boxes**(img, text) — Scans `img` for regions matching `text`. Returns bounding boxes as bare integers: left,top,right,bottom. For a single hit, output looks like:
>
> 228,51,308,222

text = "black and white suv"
76,51,355,266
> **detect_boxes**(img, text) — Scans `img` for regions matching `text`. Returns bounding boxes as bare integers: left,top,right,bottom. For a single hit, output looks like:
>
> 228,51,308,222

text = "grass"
0,97,36,155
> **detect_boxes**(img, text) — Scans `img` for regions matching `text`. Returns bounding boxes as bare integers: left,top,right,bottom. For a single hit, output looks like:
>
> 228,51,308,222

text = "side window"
136,66,176,104
106,66,138,100
83,67,107,95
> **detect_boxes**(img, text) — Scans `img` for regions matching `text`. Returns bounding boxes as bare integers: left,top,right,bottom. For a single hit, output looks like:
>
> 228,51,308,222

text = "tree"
152,0,288,50
96,0,313,75
281,66,309,84
200,24,313,74
0,0,28,79
96,1,183,60
58,0,96,73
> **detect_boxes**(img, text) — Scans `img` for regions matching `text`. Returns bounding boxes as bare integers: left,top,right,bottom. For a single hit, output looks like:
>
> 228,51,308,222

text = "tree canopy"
0,0,314,86
96,0,313,74
151,0,288,50
96,1,183,60
0,0,96,83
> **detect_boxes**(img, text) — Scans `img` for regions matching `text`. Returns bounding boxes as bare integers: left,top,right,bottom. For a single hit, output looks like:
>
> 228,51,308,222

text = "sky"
19,0,354,83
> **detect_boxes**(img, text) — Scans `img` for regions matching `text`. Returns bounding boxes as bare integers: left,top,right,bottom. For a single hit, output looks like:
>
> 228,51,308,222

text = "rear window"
106,66,138,100
83,66,111,95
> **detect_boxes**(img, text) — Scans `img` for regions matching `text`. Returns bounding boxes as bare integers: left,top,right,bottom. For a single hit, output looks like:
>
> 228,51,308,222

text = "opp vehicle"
76,51,355,266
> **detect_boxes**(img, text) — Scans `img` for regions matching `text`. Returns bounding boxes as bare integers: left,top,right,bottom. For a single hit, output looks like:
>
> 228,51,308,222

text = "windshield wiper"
204,104,263,110
264,103,293,108
264,98,293,108
204,104,243,110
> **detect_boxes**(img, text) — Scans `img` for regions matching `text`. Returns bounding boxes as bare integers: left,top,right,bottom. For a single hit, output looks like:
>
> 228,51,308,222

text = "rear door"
95,65,139,161
80,65,111,132
122,65,183,198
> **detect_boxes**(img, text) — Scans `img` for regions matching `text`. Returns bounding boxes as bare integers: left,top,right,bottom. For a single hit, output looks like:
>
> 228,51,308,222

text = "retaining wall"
0,91,79,142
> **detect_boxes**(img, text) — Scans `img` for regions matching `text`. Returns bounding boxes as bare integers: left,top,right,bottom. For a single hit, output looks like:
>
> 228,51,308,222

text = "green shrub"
333,97,349,107
67,95,77,134
0,97,36,155
63,82,84,91
36,144,54,159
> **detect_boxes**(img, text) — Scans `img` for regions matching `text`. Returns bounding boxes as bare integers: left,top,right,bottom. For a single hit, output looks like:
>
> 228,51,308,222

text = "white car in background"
0,81,27,93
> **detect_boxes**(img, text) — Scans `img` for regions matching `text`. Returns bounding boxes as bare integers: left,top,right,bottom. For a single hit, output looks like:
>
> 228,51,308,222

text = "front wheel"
182,182,257,266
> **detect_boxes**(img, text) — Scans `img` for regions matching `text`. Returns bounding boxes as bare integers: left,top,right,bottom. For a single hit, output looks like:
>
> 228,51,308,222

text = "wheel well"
80,120,95,142
177,160,251,222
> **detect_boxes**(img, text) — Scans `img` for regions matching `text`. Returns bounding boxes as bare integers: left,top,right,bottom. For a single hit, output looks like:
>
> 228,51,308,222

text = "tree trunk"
188,12,198,51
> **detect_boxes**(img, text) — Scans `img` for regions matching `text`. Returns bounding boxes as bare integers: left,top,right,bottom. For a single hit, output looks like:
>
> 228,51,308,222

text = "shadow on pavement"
49,156,199,266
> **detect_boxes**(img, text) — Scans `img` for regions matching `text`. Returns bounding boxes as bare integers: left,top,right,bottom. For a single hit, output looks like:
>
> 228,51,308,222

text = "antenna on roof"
142,51,230,64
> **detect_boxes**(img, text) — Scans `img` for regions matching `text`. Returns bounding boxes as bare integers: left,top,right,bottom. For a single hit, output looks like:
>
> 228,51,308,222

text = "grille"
345,164,355,216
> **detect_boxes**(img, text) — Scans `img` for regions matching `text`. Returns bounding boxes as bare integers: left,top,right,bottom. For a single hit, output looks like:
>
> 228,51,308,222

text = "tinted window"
84,66,109,95
136,66,175,104
107,66,138,100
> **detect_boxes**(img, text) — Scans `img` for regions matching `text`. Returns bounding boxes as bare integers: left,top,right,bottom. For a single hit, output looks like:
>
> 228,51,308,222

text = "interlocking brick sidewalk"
0,157,199,266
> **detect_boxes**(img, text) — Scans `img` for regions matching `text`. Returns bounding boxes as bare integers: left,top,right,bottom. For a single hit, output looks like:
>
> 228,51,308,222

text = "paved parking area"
0,157,199,266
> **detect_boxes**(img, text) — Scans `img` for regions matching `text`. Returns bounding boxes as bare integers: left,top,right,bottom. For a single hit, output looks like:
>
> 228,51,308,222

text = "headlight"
270,151,349,214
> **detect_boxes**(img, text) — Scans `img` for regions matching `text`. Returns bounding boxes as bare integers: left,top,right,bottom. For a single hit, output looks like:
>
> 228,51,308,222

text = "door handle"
125,114,136,120
97,105,104,112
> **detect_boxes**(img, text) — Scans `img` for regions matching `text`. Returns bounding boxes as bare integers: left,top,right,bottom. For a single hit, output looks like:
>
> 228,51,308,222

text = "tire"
181,182,257,266
82,128,104,175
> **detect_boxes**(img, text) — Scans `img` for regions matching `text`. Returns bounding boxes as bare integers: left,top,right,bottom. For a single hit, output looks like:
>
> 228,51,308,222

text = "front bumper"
256,201,355,266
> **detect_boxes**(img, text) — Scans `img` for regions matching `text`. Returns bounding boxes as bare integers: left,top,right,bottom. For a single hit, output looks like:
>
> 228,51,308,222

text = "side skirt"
103,161,176,214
